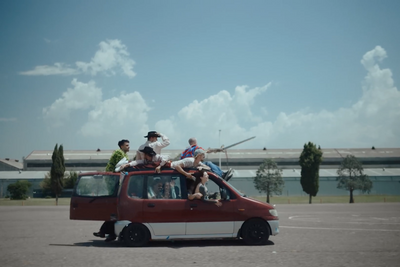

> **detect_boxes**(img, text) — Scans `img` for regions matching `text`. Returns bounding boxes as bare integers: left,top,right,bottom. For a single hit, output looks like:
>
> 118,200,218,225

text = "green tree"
40,172,52,196
299,142,323,204
64,171,78,189
337,155,373,203
50,144,65,205
41,171,77,196
7,180,32,200
254,159,284,203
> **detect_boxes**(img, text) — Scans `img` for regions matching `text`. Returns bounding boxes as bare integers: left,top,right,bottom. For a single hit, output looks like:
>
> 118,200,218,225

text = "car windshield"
74,174,120,197
226,181,245,197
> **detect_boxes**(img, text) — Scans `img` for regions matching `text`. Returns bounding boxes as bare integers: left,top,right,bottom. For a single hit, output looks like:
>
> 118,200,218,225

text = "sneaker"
222,168,233,180
225,171,234,181
93,232,105,238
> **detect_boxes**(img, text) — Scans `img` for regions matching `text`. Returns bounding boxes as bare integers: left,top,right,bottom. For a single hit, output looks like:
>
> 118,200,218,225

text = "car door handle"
147,203,155,207
190,204,197,208
72,203,78,208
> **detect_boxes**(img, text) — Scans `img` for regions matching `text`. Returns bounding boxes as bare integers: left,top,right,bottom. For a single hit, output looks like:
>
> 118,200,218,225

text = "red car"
70,169,279,246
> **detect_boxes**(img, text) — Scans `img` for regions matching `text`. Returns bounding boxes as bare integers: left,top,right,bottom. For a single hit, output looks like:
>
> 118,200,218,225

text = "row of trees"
6,144,76,203
253,142,373,203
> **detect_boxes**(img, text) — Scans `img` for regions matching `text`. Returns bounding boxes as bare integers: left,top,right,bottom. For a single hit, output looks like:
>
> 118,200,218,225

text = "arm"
158,154,169,167
129,160,145,166
188,193,203,200
156,133,170,149
106,150,125,172
197,162,211,171
175,164,195,181
199,185,222,207
154,154,169,173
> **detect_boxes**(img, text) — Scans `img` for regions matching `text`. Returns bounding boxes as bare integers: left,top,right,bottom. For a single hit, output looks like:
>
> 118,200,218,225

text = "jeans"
203,161,223,177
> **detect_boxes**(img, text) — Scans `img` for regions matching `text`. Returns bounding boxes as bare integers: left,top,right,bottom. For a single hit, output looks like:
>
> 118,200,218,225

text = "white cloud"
155,46,400,150
76,39,136,78
42,79,102,127
20,39,136,78
20,63,79,76
0,118,17,122
43,78,151,142
41,46,399,152
80,92,150,138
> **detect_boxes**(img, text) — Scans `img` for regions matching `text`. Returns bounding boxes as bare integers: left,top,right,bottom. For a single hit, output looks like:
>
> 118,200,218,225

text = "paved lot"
0,203,399,267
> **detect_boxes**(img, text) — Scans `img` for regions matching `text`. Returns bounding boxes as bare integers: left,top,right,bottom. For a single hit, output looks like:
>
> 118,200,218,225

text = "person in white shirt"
136,131,170,160
170,149,210,181
117,146,169,173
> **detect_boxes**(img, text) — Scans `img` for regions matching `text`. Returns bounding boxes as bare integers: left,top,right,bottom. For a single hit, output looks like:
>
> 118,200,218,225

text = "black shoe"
222,168,233,180
226,171,234,181
105,235,117,242
93,232,105,238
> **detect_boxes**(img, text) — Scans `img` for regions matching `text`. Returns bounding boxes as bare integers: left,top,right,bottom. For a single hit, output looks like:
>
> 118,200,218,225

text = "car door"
184,175,236,235
141,173,186,236
70,173,121,221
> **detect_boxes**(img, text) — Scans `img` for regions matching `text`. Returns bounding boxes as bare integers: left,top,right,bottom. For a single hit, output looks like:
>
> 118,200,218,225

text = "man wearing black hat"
136,131,170,161
117,146,169,173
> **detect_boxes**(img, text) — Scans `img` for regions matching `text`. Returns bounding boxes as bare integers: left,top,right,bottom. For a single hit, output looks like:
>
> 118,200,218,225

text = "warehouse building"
1,147,400,197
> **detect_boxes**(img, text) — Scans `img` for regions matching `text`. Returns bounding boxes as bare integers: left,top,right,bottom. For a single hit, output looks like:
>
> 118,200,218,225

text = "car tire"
241,218,270,245
123,223,150,247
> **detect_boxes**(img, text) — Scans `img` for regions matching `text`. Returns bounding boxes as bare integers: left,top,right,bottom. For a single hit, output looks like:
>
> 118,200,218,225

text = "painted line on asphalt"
280,226,400,232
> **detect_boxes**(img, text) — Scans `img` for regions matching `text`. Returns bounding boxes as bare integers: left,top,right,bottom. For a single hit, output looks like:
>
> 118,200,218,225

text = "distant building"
1,148,399,198
0,158,23,171
22,148,400,171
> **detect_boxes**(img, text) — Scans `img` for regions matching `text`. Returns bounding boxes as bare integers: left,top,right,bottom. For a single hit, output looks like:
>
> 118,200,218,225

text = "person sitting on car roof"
136,131,170,161
105,139,130,172
116,146,169,173
168,149,210,181
181,137,233,180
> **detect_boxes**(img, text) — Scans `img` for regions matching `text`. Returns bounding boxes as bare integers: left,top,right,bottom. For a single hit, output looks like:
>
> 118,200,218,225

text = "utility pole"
219,129,221,168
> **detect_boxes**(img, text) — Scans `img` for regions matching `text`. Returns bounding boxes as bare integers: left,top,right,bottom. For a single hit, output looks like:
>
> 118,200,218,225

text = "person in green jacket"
94,139,130,242
105,139,130,172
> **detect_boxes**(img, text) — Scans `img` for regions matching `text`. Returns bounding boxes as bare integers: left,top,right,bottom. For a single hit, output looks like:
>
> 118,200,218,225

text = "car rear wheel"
241,218,270,245
123,223,150,247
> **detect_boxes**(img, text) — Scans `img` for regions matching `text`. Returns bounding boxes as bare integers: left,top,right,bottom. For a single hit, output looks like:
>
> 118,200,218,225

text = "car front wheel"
123,223,150,247
241,218,270,245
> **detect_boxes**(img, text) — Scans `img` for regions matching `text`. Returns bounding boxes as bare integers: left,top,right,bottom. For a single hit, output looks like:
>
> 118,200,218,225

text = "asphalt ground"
0,203,399,267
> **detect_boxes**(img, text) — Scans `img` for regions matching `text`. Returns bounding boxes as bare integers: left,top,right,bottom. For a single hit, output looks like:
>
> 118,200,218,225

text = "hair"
188,137,197,145
118,139,129,148
186,170,205,194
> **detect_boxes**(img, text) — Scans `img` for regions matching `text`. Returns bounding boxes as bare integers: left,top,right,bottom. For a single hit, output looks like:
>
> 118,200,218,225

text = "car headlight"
269,209,278,217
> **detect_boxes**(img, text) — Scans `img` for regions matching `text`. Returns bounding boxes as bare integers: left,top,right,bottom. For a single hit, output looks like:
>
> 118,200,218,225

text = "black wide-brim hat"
144,131,160,138
140,146,156,156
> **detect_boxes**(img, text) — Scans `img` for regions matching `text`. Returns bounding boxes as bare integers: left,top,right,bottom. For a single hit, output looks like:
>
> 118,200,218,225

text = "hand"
155,166,161,173
120,163,130,170
215,201,222,207
194,193,203,199
186,174,196,181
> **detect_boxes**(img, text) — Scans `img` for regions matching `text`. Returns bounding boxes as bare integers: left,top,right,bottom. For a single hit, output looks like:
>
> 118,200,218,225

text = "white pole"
219,129,221,168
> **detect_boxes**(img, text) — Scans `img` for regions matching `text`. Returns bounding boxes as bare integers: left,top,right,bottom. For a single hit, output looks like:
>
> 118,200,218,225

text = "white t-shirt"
136,133,170,160
171,157,205,169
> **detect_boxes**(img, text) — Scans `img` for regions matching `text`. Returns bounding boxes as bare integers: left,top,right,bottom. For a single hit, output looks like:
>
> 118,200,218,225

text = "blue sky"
1,0,399,161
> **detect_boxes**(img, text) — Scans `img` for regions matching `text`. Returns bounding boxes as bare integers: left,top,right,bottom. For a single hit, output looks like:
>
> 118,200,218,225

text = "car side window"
146,175,182,199
204,177,232,200
127,175,145,199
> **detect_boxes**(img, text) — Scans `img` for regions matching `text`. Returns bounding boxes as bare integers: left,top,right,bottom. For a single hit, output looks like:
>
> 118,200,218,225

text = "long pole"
219,130,221,168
